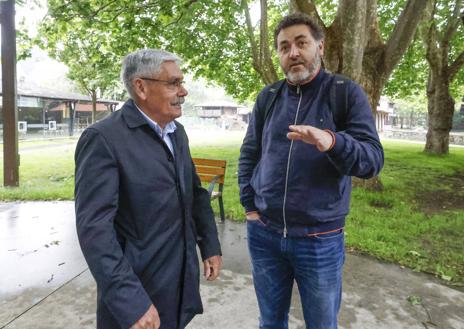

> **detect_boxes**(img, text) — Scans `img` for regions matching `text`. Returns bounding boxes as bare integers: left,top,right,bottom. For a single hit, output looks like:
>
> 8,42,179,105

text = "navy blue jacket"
75,99,221,329
238,70,384,236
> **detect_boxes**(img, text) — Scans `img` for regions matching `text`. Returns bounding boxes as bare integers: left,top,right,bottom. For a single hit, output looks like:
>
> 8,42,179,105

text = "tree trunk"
259,0,430,190
424,72,454,154
422,0,463,155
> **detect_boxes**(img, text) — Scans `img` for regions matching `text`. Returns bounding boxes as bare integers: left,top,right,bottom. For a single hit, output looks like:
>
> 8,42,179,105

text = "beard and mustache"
284,51,321,85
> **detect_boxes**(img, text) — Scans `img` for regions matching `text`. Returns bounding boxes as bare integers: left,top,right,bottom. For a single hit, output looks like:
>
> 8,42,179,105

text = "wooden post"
68,101,76,136
1,0,20,186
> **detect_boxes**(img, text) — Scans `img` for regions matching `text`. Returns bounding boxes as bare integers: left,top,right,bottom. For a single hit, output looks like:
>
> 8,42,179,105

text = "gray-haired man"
75,49,222,329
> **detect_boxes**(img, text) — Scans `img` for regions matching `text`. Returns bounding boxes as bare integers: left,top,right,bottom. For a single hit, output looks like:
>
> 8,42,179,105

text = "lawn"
0,138,463,286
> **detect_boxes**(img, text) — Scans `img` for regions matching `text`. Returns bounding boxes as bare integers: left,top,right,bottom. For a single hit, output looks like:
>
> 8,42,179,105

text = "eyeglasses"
139,77,186,90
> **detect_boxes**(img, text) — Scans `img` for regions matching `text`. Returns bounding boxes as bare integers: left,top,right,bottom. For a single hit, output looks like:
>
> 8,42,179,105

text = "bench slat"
193,158,226,168
194,166,225,176
197,173,225,184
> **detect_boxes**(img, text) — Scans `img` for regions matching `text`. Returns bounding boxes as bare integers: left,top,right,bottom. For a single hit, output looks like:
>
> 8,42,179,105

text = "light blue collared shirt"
135,103,177,157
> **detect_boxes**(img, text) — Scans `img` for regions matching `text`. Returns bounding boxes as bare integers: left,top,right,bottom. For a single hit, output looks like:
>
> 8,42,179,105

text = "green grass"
193,141,464,285
347,142,464,285
0,139,463,285
0,144,75,200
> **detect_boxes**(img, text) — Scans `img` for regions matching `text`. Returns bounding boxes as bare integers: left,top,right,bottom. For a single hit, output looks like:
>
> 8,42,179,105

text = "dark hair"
274,13,325,49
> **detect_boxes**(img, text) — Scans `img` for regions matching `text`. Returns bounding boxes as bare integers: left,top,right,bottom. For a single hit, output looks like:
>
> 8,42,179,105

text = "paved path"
0,202,463,329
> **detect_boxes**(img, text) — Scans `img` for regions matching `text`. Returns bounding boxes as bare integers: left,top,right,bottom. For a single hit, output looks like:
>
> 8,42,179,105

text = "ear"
133,79,148,101
318,40,325,56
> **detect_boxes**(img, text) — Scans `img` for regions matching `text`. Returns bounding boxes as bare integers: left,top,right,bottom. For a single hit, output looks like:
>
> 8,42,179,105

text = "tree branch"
162,0,199,28
365,0,383,49
91,0,119,19
289,0,325,30
259,0,278,83
384,0,432,76
241,0,263,79
448,50,464,82
164,12,185,28
442,0,462,50
338,0,367,80
422,0,440,72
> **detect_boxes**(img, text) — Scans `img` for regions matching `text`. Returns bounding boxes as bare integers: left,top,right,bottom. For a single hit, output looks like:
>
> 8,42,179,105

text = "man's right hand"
246,211,260,220
130,305,160,329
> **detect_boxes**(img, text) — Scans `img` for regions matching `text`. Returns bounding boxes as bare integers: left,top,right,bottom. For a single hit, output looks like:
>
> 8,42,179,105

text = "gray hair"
121,49,181,99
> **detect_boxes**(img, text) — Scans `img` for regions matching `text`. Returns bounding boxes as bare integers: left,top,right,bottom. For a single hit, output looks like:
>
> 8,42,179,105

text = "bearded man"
238,13,384,329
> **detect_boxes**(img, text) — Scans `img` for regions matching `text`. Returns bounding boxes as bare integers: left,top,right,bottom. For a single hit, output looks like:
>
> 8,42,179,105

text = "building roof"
0,80,118,104
49,103,110,112
377,96,395,114
194,100,246,108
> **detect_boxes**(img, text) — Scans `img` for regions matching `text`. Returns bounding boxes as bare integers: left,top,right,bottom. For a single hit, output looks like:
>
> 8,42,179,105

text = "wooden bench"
192,158,227,222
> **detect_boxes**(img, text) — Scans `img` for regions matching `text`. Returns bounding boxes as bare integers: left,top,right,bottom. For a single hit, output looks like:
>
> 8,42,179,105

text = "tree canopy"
37,0,436,108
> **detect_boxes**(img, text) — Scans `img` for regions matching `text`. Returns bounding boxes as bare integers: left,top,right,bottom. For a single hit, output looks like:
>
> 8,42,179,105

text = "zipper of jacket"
282,84,303,238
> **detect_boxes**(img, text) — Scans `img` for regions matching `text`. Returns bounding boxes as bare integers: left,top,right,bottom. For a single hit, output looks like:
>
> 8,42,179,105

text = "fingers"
287,125,314,142
287,125,333,151
151,305,161,329
203,260,211,279
209,256,221,281
246,210,260,220
204,256,222,281
288,125,308,133
130,305,160,329
286,132,304,141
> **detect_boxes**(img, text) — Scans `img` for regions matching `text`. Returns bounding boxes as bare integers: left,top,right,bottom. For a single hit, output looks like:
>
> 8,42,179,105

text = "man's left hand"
203,255,222,281
287,125,334,152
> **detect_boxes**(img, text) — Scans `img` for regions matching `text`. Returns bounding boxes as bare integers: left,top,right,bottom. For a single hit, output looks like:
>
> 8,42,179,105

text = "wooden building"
0,81,118,136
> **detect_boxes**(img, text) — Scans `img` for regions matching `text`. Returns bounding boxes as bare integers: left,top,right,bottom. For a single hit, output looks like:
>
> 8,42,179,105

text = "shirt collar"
134,102,177,137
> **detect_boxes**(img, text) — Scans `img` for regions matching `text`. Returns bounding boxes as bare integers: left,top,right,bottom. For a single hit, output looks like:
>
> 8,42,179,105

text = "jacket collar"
121,99,149,129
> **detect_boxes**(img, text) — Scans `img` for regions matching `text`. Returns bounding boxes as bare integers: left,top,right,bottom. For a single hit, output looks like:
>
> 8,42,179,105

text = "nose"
178,84,188,97
289,44,300,58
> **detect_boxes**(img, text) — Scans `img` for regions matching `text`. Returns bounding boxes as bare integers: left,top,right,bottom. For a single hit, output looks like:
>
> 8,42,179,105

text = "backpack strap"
329,74,350,131
255,79,286,155
262,80,286,123
258,80,285,124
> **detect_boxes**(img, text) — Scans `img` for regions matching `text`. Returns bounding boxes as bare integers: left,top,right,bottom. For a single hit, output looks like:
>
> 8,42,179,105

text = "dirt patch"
369,200,393,209
416,172,464,215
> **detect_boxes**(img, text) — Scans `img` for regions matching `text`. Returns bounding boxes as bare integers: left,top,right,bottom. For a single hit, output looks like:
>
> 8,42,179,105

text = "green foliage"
377,0,408,39
34,0,462,105
380,1,428,99
37,0,263,101
385,0,464,100
16,20,33,61
423,0,464,99
314,0,338,26
392,94,428,115
37,1,121,99
384,37,428,99
35,0,456,100
166,0,262,101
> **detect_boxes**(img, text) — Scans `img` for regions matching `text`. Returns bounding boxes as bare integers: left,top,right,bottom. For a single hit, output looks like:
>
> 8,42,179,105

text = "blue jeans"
247,220,345,329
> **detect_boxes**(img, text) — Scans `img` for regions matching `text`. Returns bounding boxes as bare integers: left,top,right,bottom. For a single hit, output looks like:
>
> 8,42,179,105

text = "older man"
75,49,222,329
